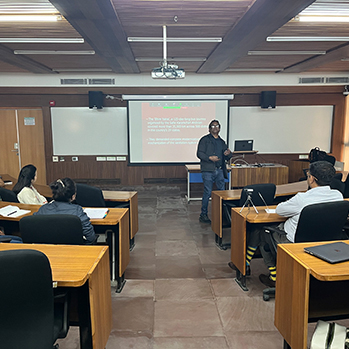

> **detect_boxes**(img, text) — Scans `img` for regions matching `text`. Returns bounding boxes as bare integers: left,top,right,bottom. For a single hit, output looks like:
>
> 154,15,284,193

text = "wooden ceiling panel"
0,0,347,75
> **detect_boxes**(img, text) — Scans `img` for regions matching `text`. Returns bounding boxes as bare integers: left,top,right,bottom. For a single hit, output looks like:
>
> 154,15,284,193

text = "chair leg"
115,273,126,293
129,237,135,251
235,268,249,291
215,234,230,250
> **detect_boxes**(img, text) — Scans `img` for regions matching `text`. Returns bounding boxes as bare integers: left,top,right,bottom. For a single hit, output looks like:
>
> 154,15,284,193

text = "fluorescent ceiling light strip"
267,36,349,42
0,15,62,22
297,15,349,22
0,38,84,43
248,50,326,55
225,68,283,72
14,50,95,55
135,57,207,62
128,37,222,43
52,68,113,72
122,94,234,100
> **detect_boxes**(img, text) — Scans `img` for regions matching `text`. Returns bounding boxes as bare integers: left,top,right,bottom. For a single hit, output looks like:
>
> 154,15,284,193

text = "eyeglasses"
210,125,220,128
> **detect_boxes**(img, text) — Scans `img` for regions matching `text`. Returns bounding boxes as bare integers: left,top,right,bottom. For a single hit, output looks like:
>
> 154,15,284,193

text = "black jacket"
196,133,232,178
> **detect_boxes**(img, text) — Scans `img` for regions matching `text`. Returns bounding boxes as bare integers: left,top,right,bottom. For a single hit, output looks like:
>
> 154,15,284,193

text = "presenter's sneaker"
199,214,211,224
228,262,251,276
259,274,276,287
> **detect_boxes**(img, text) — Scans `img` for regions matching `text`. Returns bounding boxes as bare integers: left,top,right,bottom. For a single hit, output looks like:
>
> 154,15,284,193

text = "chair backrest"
0,187,19,202
344,176,349,199
0,249,54,349
330,178,345,195
238,183,276,207
75,183,106,207
20,214,85,245
295,201,349,243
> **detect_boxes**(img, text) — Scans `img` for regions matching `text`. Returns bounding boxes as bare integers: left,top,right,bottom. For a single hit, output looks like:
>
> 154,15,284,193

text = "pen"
7,211,17,216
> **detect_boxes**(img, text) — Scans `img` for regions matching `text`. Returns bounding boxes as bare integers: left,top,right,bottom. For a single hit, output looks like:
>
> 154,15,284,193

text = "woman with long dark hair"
13,164,47,205
34,177,96,244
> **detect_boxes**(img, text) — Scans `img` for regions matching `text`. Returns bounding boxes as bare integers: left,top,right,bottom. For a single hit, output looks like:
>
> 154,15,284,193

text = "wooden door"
0,109,46,185
0,109,20,178
17,109,47,185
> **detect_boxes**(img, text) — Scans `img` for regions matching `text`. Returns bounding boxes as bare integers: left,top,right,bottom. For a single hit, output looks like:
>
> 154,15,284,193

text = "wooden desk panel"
230,206,286,278
103,190,138,239
275,241,349,349
0,244,111,349
229,165,288,187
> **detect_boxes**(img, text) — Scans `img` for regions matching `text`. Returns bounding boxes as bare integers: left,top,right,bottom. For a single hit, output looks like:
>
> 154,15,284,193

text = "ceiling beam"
280,43,349,73
0,45,54,74
49,0,140,74
198,0,316,73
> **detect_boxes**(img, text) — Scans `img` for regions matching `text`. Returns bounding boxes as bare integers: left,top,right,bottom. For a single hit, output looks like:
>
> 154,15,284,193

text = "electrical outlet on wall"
72,157,78,161
52,156,58,162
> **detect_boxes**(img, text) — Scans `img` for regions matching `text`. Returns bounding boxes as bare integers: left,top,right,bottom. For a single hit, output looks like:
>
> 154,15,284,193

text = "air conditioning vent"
60,78,87,85
326,77,349,84
89,78,115,85
299,77,324,84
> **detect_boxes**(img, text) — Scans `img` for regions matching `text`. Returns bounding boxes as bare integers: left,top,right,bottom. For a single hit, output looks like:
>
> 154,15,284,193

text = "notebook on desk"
234,140,253,152
304,242,349,264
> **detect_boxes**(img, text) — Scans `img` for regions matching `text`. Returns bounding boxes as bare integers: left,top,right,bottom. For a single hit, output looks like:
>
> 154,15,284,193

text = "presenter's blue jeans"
201,169,225,216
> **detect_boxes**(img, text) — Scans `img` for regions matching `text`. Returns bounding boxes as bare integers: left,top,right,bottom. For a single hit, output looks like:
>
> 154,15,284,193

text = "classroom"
1,1,349,348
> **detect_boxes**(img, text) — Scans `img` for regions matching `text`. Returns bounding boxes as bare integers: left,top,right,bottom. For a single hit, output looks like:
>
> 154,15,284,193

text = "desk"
0,243,112,349
103,190,138,249
230,205,286,290
184,164,288,203
0,174,138,249
0,201,130,291
212,181,308,249
275,241,349,349
184,165,231,202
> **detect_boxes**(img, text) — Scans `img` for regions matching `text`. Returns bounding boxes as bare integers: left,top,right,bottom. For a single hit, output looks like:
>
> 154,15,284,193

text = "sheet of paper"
83,208,109,219
0,205,31,218
265,208,276,214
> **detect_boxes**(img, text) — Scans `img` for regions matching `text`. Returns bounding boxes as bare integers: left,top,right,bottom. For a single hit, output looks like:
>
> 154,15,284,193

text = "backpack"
309,147,327,163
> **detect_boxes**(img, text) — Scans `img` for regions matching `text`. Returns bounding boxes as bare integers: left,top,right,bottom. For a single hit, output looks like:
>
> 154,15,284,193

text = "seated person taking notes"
13,164,47,205
231,161,343,287
34,178,96,244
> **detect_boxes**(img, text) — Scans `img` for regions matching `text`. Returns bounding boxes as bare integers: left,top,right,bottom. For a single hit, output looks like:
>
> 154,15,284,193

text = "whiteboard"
229,106,333,154
51,107,127,155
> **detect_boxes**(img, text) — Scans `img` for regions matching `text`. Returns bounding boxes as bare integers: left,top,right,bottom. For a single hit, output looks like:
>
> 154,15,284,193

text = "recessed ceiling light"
267,36,349,42
248,50,326,55
0,15,62,22
14,50,95,55
128,37,222,43
0,38,84,43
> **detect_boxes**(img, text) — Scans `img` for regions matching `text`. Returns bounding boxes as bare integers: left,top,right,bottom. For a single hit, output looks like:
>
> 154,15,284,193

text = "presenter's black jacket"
197,133,232,179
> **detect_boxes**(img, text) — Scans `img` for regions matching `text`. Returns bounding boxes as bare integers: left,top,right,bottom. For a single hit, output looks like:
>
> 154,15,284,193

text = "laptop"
304,242,349,264
234,140,253,152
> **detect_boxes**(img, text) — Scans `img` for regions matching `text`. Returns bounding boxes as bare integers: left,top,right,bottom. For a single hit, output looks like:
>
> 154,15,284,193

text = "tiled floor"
57,186,322,349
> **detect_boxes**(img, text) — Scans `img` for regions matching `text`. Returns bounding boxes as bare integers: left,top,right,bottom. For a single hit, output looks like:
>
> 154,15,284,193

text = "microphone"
258,192,269,210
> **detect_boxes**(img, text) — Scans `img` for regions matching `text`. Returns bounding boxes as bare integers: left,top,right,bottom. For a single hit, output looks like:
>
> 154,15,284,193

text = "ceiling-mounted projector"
152,64,185,79
151,25,185,80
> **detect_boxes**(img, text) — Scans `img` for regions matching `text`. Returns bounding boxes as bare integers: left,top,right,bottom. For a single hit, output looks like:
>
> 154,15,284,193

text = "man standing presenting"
197,120,232,223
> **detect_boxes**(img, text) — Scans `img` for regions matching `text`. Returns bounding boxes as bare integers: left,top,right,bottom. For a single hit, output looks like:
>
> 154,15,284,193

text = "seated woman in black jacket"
34,178,96,244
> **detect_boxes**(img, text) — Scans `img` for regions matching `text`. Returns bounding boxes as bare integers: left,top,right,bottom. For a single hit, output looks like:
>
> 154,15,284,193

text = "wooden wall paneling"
0,86,346,186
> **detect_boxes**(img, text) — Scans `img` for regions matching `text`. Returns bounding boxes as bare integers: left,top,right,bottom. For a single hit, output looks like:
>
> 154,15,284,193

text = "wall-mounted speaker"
260,91,276,109
88,91,104,109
